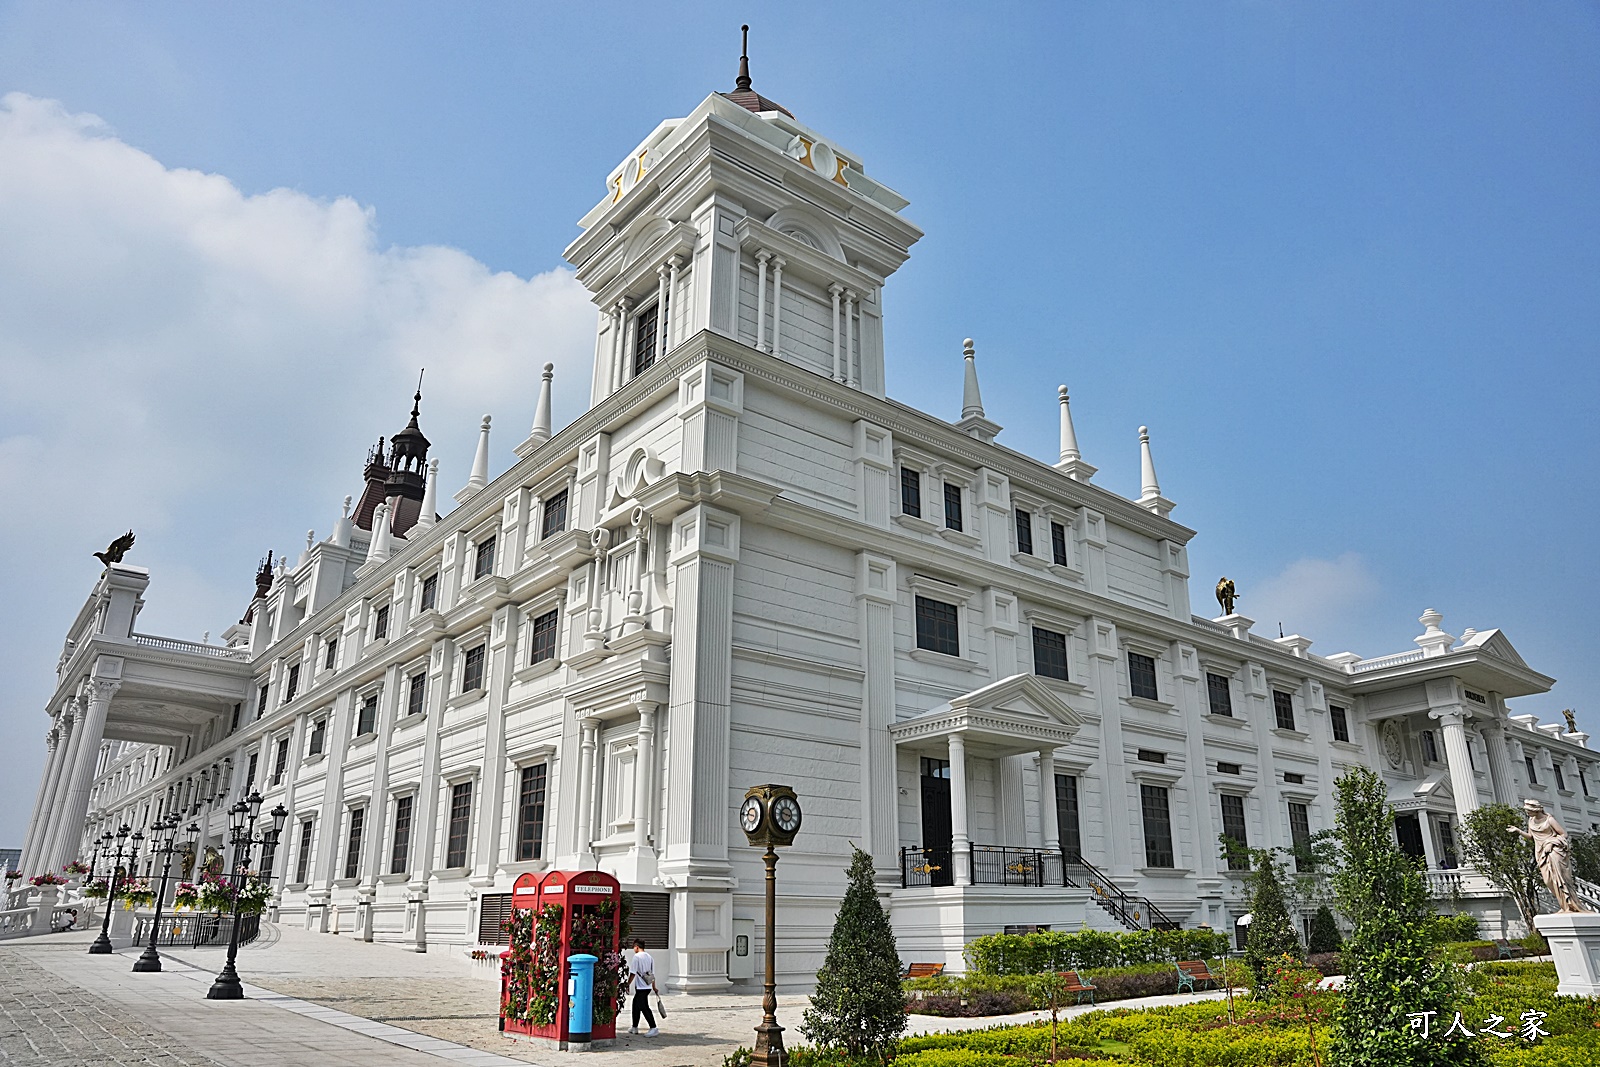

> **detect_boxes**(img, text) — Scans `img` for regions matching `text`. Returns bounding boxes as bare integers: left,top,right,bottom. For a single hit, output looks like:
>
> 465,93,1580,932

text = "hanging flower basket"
173,882,200,910
120,878,155,910
62,860,91,876
81,877,112,899
3,870,22,882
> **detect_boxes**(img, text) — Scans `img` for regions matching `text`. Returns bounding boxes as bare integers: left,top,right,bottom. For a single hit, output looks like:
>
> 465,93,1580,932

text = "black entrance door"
1394,813,1427,862
920,757,954,887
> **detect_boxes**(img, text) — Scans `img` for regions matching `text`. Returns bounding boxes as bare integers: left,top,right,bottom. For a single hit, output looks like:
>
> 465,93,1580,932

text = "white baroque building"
17,54,1600,985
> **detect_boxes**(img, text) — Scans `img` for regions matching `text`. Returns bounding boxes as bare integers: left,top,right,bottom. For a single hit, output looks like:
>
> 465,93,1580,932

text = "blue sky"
1,1,1597,845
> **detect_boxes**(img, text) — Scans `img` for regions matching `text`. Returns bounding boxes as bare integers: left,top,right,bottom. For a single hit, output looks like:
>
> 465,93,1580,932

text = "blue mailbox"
567,953,599,1042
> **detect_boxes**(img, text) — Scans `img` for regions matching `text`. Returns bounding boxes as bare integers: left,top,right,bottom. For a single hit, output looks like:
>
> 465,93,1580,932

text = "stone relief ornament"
1382,721,1404,769
1508,799,1593,914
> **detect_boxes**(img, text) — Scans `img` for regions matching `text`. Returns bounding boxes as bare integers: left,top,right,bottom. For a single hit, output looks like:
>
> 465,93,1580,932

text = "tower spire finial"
412,367,424,419
736,24,752,93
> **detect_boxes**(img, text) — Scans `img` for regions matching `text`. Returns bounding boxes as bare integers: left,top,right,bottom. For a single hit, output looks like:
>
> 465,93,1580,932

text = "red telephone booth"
500,869,623,1046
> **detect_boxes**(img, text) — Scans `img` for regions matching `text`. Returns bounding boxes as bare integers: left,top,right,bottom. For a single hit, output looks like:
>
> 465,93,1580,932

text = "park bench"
1493,938,1516,960
1175,959,1219,994
1057,970,1097,1005
902,962,945,980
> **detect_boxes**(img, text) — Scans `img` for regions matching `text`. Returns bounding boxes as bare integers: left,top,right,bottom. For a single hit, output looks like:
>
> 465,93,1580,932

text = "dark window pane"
541,489,569,539
1288,801,1314,871
1014,509,1033,555
633,303,659,375
1421,730,1438,762
324,638,339,670
1055,774,1081,863
531,609,559,664
462,644,486,692
245,754,258,794
308,719,326,757
390,795,413,875
1525,756,1538,786
373,604,389,640
1273,690,1296,731
284,665,300,703
1032,627,1069,681
900,467,921,517
407,673,427,716
1128,652,1158,701
257,684,270,720
1206,673,1233,717
446,782,473,868
1140,784,1175,868
419,573,438,612
474,537,496,581
295,818,315,883
1050,522,1068,566
1220,794,1249,870
921,757,950,779
914,596,960,656
356,695,378,736
272,738,289,785
516,764,548,861
1554,764,1566,791
943,483,962,530
1330,705,1350,743
1436,818,1458,869
344,808,365,879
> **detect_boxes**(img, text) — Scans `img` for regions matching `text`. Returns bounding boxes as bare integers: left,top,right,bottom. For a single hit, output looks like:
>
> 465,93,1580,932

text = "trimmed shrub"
801,848,906,1059
964,926,1230,976
1425,911,1480,945
1309,905,1343,954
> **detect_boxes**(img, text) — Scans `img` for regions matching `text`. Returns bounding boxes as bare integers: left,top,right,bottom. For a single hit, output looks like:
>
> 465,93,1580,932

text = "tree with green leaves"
800,847,906,1061
1241,845,1303,996
1572,830,1600,885
1308,905,1342,954
1459,803,1541,935
1329,767,1481,1067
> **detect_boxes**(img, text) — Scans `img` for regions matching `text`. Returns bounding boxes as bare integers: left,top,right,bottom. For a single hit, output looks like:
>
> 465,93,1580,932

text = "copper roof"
722,25,793,119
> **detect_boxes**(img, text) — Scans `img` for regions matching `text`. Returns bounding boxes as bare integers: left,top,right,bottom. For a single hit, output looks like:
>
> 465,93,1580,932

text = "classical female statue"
1508,799,1592,913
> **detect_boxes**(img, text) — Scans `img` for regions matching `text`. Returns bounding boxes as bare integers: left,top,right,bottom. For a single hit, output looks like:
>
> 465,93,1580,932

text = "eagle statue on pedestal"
93,530,136,567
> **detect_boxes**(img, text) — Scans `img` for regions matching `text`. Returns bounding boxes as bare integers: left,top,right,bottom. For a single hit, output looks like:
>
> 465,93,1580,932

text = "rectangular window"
1031,627,1069,681
271,738,289,785
541,489,569,539
462,644,486,692
257,683,270,720
530,609,559,664
390,796,413,875
419,572,438,611
1582,766,1591,797
283,664,300,703
515,764,548,862
259,837,277,881
943,482,963,530
1136,749,1167,764
1206,673,1233,717
230,702,241,732
406,672,427,717
245,753,258,794
324,637,338,670
1330,705,1350,743
474,537,496,581
446,782,473,868
1220,794,1249,870
343,807,365,879
914,596,960,657
1554,764,1567,791
1050,522,1068,566
1128,652,1158,701
1014,508,1033,555
1140,784,1175,868
633,303,660,375
1055,774,1082,863
1216,761,1241,775
1525,756,1538,786
295,818,315,883
308,719,326,758
1273,690,1296,731
1284,772,1305,784
373,604,389,640
1421,730,1439,763
900,467,921,517
1288,801,1314,871
1436,818,1459,869
355,694,378,737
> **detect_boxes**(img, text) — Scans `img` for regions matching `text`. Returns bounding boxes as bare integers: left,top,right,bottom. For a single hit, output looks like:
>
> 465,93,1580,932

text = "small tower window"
633,304,660,376
942,483,963,530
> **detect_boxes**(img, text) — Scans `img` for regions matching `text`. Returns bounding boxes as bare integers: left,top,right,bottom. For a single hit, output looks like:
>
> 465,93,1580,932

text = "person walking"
627,938,660,1037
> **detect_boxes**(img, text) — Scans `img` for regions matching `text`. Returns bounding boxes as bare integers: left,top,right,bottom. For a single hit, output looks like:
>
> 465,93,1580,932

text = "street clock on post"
739,784,802,848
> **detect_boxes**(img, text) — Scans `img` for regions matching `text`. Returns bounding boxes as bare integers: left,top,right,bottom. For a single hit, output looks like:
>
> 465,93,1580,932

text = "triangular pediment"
947,673,1084,731
1466,629,1530,670
890,674,1084,753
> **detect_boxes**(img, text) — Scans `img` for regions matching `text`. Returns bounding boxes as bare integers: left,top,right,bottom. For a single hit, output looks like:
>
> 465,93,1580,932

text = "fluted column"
843,290,858,388
1432,708,1481,819
1482,716,1518,804
829,283,844,382
19,724,63,875
632,705,656,853
49,681,120,872
769,256,786,357
754,251,770,352
1038,749,1060,852
36,701,84,874
575,715,598,867
948,733,971,885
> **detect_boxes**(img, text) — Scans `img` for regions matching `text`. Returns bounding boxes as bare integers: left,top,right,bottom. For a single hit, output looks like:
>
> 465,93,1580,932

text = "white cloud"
1244,552,1382,653
0,92,597,842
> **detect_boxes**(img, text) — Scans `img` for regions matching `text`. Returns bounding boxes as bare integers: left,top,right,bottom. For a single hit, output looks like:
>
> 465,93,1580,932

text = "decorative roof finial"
412,367,424,419
530,362,554,443
736,25,752,93
961,339,985,421
1137,425,1174,518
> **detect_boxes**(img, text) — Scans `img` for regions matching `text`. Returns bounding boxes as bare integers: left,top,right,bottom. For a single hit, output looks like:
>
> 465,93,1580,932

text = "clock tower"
563,28,923,406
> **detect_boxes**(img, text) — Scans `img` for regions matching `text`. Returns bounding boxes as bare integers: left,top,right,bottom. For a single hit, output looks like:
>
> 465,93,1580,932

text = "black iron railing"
970,845,1068,887
132,912,260,948
900,846,953,888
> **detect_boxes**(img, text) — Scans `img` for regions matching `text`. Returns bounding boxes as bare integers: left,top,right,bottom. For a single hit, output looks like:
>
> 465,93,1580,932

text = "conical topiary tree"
800,847,906,1060
1242,846,1303,996
1308,905,1342,954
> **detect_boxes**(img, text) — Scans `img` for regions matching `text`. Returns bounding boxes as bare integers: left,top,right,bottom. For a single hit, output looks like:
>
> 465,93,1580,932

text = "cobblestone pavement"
0,949,223,1066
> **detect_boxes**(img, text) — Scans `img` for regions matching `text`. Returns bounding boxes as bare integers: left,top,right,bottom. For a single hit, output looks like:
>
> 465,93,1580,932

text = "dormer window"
633,303,660,375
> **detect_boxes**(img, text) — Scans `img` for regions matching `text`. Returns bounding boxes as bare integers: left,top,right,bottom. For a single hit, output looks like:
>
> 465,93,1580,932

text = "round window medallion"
1382,721,1403,768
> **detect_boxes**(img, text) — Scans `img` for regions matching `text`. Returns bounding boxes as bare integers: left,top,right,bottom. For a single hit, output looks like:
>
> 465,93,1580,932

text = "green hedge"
965,927,1232,975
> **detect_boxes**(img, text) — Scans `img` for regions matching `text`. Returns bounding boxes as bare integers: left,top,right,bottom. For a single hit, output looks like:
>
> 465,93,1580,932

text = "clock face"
739,796,764,834
772,795,802,835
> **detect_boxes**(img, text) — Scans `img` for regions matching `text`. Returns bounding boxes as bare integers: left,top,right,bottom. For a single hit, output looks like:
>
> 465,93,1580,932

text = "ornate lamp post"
88,824,133,955
133,814,198,973
206,792,287,1000
738,785,803,1067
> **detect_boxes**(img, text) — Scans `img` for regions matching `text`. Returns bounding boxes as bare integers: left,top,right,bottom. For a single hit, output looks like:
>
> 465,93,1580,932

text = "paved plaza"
0,923,1228,1065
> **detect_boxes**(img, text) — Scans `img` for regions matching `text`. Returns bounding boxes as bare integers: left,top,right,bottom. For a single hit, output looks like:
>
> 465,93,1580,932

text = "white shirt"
629,950,655,991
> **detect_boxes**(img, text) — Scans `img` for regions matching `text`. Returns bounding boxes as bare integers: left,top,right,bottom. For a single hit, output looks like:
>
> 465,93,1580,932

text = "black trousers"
631,988,656,1029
